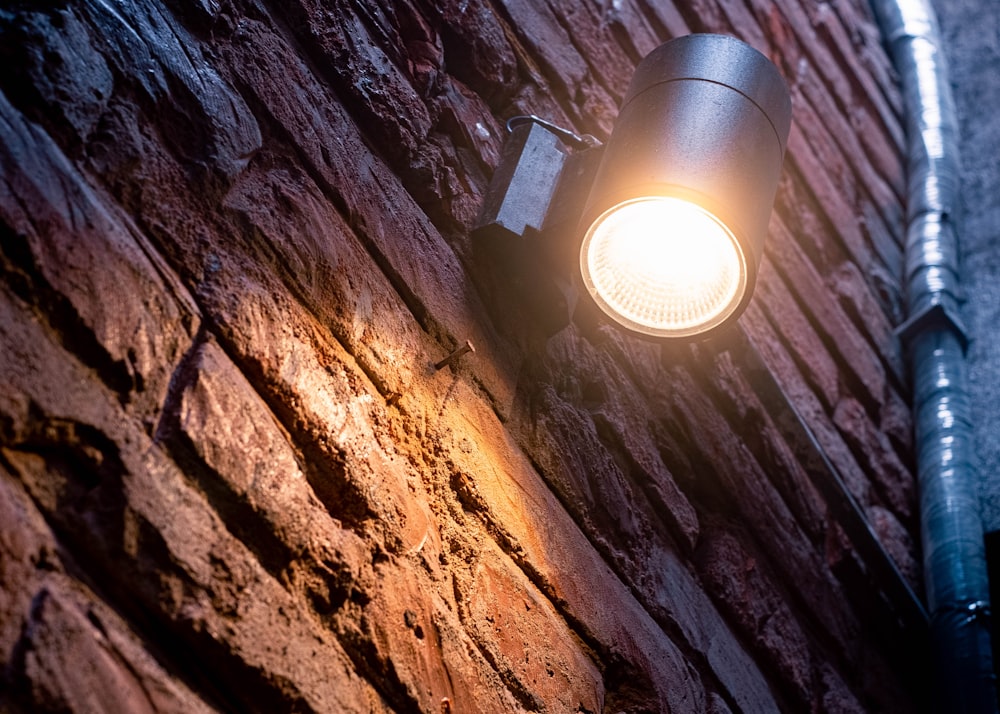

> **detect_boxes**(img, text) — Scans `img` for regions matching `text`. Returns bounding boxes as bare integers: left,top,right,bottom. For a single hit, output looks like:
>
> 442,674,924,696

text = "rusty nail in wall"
434,340,475,371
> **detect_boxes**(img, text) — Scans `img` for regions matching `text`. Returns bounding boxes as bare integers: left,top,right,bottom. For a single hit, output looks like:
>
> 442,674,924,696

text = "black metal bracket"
472,121,602,337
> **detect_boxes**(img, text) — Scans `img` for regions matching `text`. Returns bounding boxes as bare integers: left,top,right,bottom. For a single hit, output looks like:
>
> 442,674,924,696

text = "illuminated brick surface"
0,1,921,711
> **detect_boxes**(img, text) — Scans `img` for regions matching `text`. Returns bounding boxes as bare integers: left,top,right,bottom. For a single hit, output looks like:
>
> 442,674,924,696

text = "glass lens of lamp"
581,197,746,337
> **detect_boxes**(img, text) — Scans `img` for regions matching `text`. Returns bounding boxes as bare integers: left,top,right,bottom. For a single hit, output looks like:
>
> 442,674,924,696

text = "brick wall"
0,0,920,711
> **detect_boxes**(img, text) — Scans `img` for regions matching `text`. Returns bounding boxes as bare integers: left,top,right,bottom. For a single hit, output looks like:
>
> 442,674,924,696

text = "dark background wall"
0,0,923,712
932,0,1000,533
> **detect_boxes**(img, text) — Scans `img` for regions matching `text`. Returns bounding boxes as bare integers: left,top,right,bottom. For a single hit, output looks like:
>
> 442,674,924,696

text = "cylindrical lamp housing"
579,34,792,339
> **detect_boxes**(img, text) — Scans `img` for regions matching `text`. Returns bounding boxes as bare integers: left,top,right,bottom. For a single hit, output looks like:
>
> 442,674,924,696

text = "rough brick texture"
0,0,922,712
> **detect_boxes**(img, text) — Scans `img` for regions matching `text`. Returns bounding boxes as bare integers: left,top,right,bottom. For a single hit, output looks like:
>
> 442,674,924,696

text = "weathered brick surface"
0,0,924,712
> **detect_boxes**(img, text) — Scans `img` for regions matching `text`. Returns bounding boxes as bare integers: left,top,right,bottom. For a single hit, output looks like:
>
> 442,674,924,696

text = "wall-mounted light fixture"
474,34,792,341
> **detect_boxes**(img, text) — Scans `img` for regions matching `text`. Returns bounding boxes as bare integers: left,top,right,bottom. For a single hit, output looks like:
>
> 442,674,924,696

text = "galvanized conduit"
869,0,998,709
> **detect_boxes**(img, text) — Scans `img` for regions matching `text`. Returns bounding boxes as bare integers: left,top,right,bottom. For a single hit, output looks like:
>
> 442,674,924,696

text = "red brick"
359,557,527,713
828,260,907,386
0,0,923,709
741,305,876,513
430,0,520,107
0,294,388,713
9,583,215,714
199,270,440,553
696,526,816,709
828,0,907,118
766,218,894,416
466,548,603,712
791,90,902,263
496,0,596,106
755,257,843,411
0,469,59,663
215,14,521,414
93,1,262,178
636,1,692,39
172,339,376,609
833,397,917,524
220,160,430,398
597,0,673,61
0,92,198,427
543,0,638,98
438,378,753,712
747,0,906,189
782,126,902,278
649,358,866,659
869,505,921,593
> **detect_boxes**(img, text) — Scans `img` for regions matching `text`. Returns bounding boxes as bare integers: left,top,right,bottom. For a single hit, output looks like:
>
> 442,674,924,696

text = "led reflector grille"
580,197,747,338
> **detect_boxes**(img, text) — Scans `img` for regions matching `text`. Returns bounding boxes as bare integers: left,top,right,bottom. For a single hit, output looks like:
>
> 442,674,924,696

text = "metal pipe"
869,0,998,709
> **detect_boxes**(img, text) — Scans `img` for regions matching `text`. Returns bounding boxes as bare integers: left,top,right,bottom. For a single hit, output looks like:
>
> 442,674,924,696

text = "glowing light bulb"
580,197,747,338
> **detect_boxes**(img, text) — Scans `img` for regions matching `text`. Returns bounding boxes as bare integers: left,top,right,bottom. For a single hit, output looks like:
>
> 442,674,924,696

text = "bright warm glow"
581,197,746,337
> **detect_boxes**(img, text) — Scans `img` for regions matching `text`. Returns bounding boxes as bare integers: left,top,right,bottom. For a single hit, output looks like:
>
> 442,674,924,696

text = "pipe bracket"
894,302,970,353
